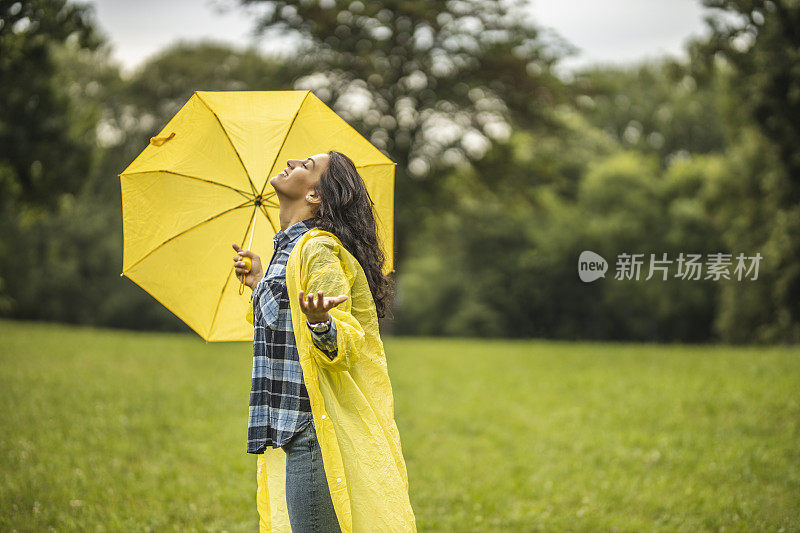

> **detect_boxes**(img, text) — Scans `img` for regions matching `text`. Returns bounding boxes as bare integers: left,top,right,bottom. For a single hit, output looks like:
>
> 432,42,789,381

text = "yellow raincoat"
255,227,417,532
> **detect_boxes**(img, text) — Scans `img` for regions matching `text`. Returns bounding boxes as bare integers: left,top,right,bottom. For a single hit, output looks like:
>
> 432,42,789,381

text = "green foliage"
122,41,313,131
0,0,103,210
395,5,800,343
237,0,575,260
2,0,799,342
689,0,800,195
682,0,800,342
2,320,798,530
0,0,109,323
572,59,728,163
705,126,800,343
395,106,727,342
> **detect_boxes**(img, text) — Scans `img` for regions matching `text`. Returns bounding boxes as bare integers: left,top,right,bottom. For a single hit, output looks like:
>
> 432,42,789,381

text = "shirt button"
336,477,342,483
321,414,326,419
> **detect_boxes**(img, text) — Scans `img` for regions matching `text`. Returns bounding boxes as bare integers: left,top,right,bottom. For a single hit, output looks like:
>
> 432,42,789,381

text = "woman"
232,151,416,532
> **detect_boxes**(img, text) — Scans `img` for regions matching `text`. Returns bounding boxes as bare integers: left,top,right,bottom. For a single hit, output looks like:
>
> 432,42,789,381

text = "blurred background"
2,1,799,531
1,0,798,344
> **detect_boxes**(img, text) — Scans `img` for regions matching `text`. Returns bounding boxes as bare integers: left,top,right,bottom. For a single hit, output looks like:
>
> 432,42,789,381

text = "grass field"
1,319,798,532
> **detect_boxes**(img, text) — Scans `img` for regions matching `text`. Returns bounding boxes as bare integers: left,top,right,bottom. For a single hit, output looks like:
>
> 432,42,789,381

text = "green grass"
1,319,798,532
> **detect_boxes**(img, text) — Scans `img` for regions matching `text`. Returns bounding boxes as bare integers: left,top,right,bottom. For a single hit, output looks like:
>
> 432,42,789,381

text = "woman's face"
269,153,330,200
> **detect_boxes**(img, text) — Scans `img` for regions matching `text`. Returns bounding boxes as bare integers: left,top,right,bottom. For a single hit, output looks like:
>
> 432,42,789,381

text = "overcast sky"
89,0,716,79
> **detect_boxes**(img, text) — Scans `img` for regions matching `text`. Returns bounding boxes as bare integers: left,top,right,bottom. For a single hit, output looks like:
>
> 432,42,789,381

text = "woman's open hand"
232,243,263,289
298,289,349,323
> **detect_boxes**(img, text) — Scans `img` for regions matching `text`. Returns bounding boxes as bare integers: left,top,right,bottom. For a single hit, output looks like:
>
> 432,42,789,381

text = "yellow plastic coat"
255,227,417,532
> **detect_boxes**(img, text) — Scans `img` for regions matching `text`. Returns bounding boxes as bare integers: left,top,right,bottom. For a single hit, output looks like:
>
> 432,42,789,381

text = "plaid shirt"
247,217,339,453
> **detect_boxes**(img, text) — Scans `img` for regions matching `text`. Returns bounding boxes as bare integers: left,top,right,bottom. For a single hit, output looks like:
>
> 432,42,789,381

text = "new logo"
578,250,608,282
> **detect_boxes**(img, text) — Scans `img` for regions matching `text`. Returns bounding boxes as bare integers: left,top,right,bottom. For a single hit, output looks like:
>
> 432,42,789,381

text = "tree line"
1,0,797,343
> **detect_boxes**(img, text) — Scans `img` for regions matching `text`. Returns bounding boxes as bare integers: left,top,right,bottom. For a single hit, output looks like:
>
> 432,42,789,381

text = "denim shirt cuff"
308,317,338,360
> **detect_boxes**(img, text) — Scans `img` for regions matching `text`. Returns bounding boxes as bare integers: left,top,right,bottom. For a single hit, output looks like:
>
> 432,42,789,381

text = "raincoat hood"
256,227,416,532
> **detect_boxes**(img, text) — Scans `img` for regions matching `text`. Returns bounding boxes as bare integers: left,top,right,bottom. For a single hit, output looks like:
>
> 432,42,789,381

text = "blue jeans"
281,418,342,533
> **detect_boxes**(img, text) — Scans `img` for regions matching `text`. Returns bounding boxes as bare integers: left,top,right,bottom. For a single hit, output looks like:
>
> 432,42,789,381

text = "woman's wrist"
247,271,263,289
306,313,331,325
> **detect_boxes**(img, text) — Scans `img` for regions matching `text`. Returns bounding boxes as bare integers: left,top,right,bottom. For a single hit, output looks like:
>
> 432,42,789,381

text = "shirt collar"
273,216,318,250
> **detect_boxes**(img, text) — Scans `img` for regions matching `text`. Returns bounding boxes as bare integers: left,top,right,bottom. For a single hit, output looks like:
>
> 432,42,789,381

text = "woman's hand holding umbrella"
232,243,263,290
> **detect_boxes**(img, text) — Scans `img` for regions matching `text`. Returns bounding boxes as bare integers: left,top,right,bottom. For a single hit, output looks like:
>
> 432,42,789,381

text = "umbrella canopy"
119,90,395,342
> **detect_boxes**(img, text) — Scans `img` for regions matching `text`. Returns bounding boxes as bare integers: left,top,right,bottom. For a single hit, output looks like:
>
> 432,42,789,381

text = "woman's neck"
278,200,315,231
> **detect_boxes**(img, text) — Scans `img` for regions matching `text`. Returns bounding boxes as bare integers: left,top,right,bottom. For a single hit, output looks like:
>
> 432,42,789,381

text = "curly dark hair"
312,150,394,319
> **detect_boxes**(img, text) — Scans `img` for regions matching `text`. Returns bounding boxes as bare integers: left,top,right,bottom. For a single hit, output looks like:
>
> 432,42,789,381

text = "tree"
570,59,728,171
689,0,800,199
686,0,800,343
0,0,105,317
0,0,103,211
230,0,575,265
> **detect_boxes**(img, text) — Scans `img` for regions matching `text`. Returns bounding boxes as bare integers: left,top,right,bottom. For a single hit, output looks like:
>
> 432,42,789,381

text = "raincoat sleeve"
301,236,365,372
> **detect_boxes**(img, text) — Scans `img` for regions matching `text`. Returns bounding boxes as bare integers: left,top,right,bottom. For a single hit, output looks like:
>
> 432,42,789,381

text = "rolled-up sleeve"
308,318,338,360
256,277,284,330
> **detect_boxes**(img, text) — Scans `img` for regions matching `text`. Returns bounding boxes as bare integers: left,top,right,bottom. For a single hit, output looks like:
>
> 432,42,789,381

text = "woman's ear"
306,189,322,205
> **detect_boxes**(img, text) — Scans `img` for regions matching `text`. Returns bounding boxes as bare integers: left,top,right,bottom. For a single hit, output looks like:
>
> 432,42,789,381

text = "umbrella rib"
121,170,254,200
258,91,311,198
254,191,279,232
195,93,260,198
355,162,395,168
262,191,279,208
125,199,254,272
259,203,279,233
208,205,258,338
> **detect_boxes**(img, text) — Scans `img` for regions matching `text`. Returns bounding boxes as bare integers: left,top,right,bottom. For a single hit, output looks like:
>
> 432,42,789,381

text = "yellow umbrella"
118,90,395,342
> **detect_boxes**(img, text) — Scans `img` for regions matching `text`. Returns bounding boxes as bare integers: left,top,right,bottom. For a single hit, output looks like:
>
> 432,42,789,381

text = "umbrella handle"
237,254,253,295
149,132,176,146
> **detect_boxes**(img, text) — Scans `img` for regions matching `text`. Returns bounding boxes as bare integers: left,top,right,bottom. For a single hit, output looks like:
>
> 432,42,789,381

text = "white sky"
89,0,716,79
